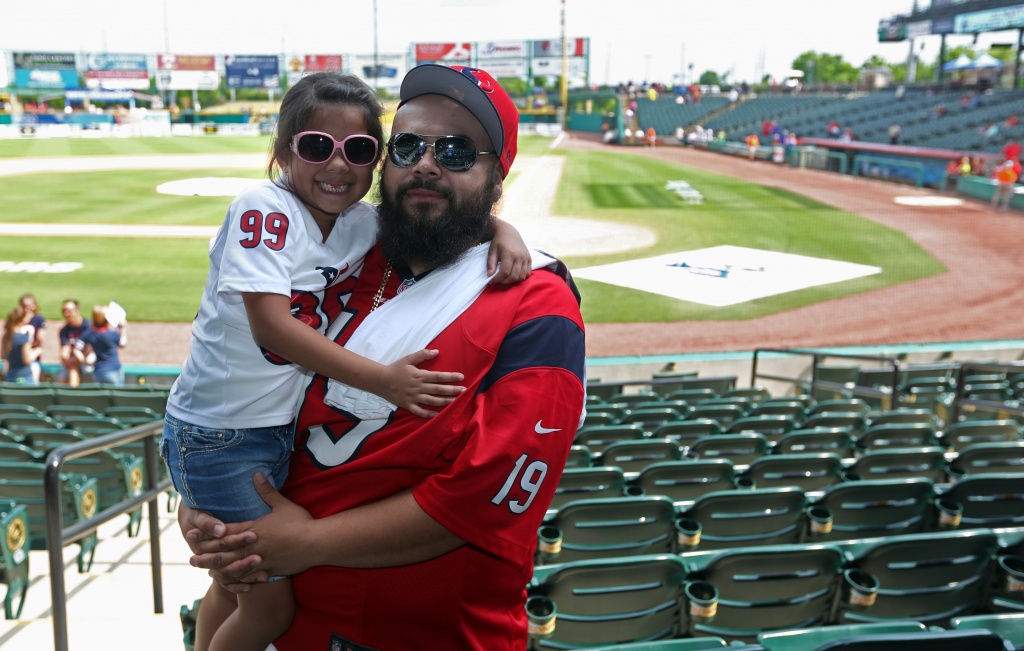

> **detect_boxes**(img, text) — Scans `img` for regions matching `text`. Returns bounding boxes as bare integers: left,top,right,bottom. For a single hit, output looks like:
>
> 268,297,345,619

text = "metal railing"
950,361,1024,423
751,348,902,409
43,421,171,651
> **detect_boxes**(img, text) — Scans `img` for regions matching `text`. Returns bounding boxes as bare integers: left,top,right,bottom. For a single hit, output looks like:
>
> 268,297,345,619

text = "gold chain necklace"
371,262,393,311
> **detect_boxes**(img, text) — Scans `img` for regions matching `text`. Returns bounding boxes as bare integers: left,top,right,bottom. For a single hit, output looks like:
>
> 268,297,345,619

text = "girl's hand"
379,349,465,418
487,219,531,285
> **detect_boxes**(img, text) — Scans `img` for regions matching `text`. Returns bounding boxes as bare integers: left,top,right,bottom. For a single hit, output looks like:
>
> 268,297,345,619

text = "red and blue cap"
399,64,519,178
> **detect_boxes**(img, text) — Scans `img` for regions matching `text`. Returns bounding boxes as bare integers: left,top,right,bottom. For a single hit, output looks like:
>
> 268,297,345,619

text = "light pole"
372,0,379,92
560,0,569,130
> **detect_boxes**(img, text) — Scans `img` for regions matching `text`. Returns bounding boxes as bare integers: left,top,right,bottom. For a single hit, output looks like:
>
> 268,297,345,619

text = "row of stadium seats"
540,473,1024,563
0,382,169,417
526,527,1024,648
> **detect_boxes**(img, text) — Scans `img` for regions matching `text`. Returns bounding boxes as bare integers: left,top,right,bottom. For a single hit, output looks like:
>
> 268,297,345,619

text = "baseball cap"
399,64,519,178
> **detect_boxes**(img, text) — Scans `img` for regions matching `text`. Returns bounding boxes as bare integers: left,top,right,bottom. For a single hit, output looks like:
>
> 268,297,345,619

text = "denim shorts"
160,413,293,523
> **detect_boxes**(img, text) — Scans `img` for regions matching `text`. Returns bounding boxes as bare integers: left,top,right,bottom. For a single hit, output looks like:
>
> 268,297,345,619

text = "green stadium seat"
584,639,729,651
758,621,928,651
652,420,723,447
722,387,772,402
683,544,844,642
0,500,30,619
0,413,62,435
607,392,662,408
620,407,687,430
837,529,999,627
940,473,1024,528
0,461,99,572
601,438,683,474
0,386,56,412
0,404,45,419
940,420,1022,453
564,445,594,469
58,415,126,436
52,387,113,413
747,401,808,420
45,405,102,423
536,495,678,564
952,613,1024,648
108,389,169,415
634,459,735,502
0,442,43,464
800,413,868,436
548,466,627,512
574,424,647,456
774,428,857,457
103,406,162,427
685,404,748,428
868,408,940,428
678,487,806,550
946,441,1024,480
810,478,935,541
726,415,800,439
843,446,947,482
855,423,939,451
807,399,871,417
64,449,145,536
688,433,770,466
742,453,844,491
526,554,688,649
813,629,1013,651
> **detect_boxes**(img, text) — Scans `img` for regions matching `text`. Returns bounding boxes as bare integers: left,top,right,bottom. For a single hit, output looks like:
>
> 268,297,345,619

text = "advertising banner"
348,53,405,90
932,17,956,34
225,55,280,89
0,52,8,88
531,57,587,77
85,53,149,90
877,18,908,42
955,4,1024,33
906,20,932,39
13,52,78,88
414,43,472,63
478,60,528,78
156,55,219,91
476,40,528,60
532,38,587,58
285,54,343,87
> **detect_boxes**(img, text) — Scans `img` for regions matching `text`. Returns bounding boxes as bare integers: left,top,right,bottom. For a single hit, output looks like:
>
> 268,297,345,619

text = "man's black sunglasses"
387,133,493,172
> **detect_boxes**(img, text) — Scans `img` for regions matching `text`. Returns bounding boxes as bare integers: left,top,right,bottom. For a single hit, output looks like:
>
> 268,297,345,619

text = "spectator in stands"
675,125,685,143
839,127,854,143
827,120,840,138
645,125,657,147
17,293,45,382
888,123,902,145
58,299,90,387
2,306,41,385
933,102,946,119
180,63,585,651
981,121,1000,144
1006,114,1019,128
991,160,1018,211
80,304,127,385
1003,140,1023,176
746,132,760,160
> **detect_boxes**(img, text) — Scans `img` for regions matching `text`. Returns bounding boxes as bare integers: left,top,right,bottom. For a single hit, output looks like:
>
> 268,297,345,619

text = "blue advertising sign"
13,51,78,88
224,55,280,89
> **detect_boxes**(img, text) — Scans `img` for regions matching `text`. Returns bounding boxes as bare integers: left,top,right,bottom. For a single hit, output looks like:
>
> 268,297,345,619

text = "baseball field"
1,132,1021,365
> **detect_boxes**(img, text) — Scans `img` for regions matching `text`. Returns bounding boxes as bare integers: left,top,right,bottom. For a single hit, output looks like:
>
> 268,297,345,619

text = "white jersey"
166,180,378,429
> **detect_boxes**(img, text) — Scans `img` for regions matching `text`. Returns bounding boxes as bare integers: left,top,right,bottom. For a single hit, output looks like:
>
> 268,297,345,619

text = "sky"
1,0,1017,85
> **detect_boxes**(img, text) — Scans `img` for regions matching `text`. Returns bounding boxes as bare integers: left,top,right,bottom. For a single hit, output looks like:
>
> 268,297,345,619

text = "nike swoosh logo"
535,421,561,434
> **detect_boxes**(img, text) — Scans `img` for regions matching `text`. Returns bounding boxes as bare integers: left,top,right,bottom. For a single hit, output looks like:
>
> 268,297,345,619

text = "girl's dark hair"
267,72,385,179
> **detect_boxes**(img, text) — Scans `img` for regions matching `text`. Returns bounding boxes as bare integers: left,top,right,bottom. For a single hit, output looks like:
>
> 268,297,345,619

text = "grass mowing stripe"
0,169,266,225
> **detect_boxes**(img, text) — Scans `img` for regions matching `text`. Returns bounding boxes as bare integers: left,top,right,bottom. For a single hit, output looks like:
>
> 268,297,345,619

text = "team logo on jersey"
317,263,347,287
535,420,560,434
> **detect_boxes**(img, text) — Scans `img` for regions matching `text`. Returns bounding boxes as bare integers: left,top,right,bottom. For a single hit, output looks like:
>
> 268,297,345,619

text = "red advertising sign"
157,55,217,71
414,43,472,62
304,55,343,71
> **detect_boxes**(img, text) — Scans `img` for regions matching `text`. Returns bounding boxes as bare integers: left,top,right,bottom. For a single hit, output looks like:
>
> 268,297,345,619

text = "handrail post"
145,434,165,614
891,358,902,410
750,349,761,387
44,455,70,651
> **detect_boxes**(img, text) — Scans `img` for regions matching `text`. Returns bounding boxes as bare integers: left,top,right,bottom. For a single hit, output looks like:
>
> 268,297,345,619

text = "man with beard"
183,64,586,651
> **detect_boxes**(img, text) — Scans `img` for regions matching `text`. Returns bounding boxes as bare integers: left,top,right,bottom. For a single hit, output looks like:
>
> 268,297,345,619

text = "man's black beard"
376,177,497,272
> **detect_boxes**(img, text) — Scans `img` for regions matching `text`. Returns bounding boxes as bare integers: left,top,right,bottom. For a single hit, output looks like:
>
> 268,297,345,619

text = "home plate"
893,196,964,207
573,245,882,307
156,177,262,197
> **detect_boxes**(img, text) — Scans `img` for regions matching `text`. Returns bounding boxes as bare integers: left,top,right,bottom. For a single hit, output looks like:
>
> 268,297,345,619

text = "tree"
699,70,722,86
791,51,860,85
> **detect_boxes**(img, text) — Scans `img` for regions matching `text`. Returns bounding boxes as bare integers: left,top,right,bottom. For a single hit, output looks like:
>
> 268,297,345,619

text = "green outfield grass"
0,135,945,325
554,150,946,323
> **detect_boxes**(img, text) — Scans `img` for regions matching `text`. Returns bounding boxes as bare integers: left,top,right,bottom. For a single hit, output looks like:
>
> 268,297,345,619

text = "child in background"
162,72,531,651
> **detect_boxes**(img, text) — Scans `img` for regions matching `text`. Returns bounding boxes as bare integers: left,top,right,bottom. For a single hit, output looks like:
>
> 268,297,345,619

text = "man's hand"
187,473,318,589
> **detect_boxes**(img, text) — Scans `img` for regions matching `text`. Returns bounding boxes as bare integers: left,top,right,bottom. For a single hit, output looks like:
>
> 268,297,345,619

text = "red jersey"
277,245,587,651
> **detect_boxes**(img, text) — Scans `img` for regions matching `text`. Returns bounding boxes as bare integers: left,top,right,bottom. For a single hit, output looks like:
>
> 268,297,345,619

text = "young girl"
2,306,41,384
80,304,127,385
162,72,530,651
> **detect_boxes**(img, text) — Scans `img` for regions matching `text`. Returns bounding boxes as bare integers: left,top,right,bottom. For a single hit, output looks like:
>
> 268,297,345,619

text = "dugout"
797,138,1001,189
